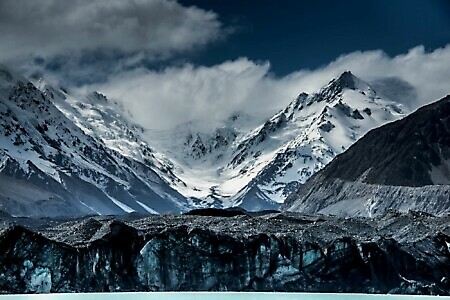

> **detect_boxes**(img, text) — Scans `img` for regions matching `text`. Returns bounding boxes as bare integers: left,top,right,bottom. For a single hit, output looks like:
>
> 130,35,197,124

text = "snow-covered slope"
0,64,188,217
145,71,407,210
144,114,252,208
42,83,185,191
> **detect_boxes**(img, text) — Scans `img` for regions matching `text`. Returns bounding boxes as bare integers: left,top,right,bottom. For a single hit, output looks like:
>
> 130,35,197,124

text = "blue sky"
1,0,450,131
179,0,450,75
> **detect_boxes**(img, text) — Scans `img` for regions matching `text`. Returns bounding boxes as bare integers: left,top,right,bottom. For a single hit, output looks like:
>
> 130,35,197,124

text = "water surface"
1,293,449,300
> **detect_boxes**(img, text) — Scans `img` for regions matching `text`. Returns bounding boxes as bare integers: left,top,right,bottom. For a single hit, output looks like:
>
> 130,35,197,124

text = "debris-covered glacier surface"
0,209,448,294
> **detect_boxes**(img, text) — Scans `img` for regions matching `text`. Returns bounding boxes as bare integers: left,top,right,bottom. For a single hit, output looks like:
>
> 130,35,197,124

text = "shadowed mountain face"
284,95,450,217
320,95,450,187
0,211,448,294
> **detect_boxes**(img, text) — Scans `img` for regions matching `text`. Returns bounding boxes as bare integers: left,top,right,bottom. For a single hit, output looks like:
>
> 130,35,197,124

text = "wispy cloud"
83,45,450,132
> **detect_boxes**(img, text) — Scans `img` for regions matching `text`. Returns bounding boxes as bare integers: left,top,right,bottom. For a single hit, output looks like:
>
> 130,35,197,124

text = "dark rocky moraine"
0,209,449,294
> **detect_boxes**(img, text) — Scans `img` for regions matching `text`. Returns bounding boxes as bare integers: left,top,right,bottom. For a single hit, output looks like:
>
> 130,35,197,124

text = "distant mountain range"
3,63,449,217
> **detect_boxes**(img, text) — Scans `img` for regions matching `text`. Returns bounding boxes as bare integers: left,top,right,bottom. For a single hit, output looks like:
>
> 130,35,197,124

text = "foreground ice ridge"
0,210,449,294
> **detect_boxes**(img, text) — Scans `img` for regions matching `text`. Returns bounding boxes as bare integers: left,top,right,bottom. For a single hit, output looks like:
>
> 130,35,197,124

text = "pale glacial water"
1,293,449,300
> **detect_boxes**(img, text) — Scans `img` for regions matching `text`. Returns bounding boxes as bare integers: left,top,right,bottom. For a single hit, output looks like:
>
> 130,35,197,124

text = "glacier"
0,210,448,294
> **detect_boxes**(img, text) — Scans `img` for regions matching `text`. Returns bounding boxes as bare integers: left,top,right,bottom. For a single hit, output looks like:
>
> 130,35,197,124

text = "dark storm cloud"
0,0,224,82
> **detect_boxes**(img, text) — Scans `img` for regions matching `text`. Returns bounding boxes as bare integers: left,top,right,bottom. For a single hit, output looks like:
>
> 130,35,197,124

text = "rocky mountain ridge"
0,64,430,215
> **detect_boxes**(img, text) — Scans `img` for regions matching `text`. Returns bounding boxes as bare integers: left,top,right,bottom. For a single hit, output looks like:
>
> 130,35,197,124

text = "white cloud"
291,45,450,109
86,58,295,131
0,0,223,68
85,45,450,132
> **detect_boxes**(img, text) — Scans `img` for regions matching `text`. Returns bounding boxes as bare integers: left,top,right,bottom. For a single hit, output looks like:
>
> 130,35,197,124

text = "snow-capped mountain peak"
142,71,408,211
332,70,360,89
225,71,406,209
284,94,450,217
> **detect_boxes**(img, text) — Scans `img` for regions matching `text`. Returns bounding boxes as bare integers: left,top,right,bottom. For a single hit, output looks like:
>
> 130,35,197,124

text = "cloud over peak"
85,45,450,132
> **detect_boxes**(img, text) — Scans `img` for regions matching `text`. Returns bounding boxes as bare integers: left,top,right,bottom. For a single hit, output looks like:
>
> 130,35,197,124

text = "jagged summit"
334,70,357,89
330,70,372,92
305,71,375,107
330,70,373,92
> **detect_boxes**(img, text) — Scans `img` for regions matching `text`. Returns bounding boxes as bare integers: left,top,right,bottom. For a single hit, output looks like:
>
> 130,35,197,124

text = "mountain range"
2,63,449,217
1,64,448,295
144,71,407,211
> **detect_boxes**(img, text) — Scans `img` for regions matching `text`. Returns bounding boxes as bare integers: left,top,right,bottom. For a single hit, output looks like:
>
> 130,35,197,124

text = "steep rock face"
284,95,450,217
0,211,449,294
